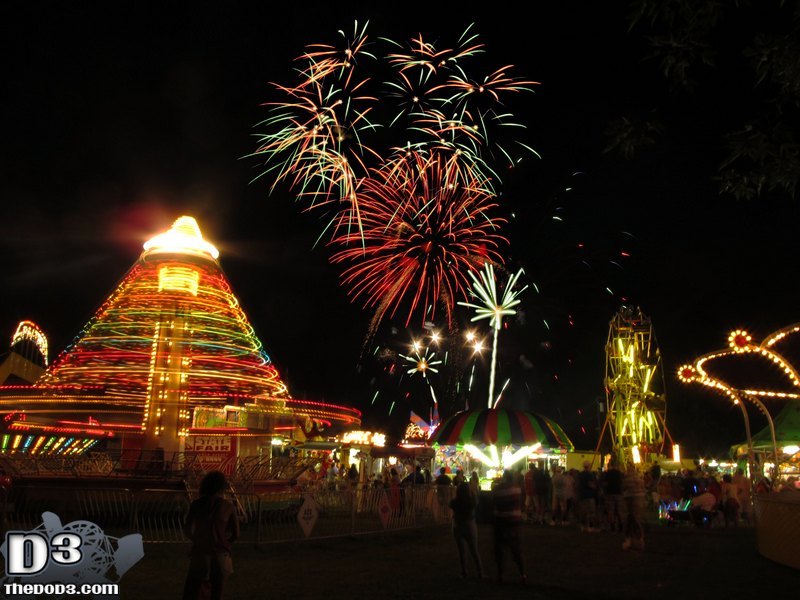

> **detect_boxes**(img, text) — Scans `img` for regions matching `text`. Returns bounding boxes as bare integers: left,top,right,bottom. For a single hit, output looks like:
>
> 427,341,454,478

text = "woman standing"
450,481,484,579
182,471,240,600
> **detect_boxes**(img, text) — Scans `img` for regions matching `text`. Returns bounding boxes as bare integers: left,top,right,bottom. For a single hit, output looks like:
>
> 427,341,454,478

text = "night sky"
2,2,798,455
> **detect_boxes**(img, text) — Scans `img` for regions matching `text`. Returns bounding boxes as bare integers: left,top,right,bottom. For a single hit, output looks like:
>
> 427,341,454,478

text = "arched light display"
679,324,800,400
678,324,800,473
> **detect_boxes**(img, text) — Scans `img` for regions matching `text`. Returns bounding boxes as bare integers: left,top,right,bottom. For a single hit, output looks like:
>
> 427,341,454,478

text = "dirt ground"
121,519,796,599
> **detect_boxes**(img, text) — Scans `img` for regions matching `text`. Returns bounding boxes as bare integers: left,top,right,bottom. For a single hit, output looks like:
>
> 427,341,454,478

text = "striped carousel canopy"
429,408,574,450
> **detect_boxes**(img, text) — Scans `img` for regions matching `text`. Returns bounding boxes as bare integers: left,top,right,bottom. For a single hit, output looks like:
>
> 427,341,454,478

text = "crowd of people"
300,455,766,536
182,461,785,597
435,459,773,583
507,461,761,533
502,459,650,550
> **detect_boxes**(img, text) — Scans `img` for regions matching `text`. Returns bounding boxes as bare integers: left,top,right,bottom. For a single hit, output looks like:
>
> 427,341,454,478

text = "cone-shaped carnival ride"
0,217,360,459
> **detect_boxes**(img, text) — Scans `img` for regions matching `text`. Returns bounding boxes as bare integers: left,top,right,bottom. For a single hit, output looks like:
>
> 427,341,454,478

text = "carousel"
428,407,573,489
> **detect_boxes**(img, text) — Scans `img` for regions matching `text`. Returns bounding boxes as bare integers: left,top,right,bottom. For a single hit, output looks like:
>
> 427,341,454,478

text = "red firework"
329,149,507,326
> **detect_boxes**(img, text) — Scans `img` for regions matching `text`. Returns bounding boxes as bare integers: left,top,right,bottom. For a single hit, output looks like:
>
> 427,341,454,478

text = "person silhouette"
182,471,240,600
449,481,484,578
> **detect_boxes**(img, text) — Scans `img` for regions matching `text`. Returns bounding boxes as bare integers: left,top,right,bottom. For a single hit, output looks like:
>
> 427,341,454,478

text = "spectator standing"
347,464,359,487
436,466,453,486
453,468,466,486
622,464,646,551
491,470,526,584
733,468,752,524
182,471,240,600
533,466,551,525
601,460,624,532
389,467,402,515
436,467,454,514
648,461,662,507
402,464,426,486
577,460,599,532
523,465,535,521
469,471,481,499
449,482,484,579
720,473,739,527
326,462,339,489
564,468,578,524
516,465,527,518
550,466,569,526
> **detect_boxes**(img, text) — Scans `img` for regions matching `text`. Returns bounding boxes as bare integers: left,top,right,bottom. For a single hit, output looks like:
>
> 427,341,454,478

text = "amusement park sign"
185,435,237,474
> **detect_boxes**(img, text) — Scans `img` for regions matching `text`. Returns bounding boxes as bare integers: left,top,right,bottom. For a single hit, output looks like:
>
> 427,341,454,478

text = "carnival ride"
598,306,669,466
0,321,48,385
429,408,573,472
0,217,360,467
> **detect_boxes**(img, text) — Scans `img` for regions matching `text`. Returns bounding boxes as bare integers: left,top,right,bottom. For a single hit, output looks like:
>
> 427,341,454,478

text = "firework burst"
250,21,381,235
400,345,443,378
383,25,539,183
458,262,527,408
253,22,538,239
381,25,483,126
330,149,507,328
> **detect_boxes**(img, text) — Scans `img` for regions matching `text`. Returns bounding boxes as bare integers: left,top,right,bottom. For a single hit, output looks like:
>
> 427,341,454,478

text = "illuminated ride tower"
0,321,48,385
599,306,668,466
0,217,360,462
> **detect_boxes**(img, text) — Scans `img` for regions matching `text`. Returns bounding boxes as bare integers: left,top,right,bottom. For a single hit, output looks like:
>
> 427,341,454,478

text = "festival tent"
731,400,800,457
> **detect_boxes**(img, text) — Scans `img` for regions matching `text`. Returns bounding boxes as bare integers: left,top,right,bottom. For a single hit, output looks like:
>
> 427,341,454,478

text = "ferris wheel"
602,306,667,465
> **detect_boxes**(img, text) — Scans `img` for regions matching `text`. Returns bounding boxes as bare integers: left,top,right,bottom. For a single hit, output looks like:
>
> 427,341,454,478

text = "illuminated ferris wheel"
603,306,667,465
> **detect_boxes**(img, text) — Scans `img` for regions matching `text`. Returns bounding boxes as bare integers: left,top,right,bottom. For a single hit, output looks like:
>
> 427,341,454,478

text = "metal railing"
0,484,456,545
0,452,319,490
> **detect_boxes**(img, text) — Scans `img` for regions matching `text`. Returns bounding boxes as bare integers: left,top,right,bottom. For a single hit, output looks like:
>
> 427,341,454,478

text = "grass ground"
120,518,796,600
